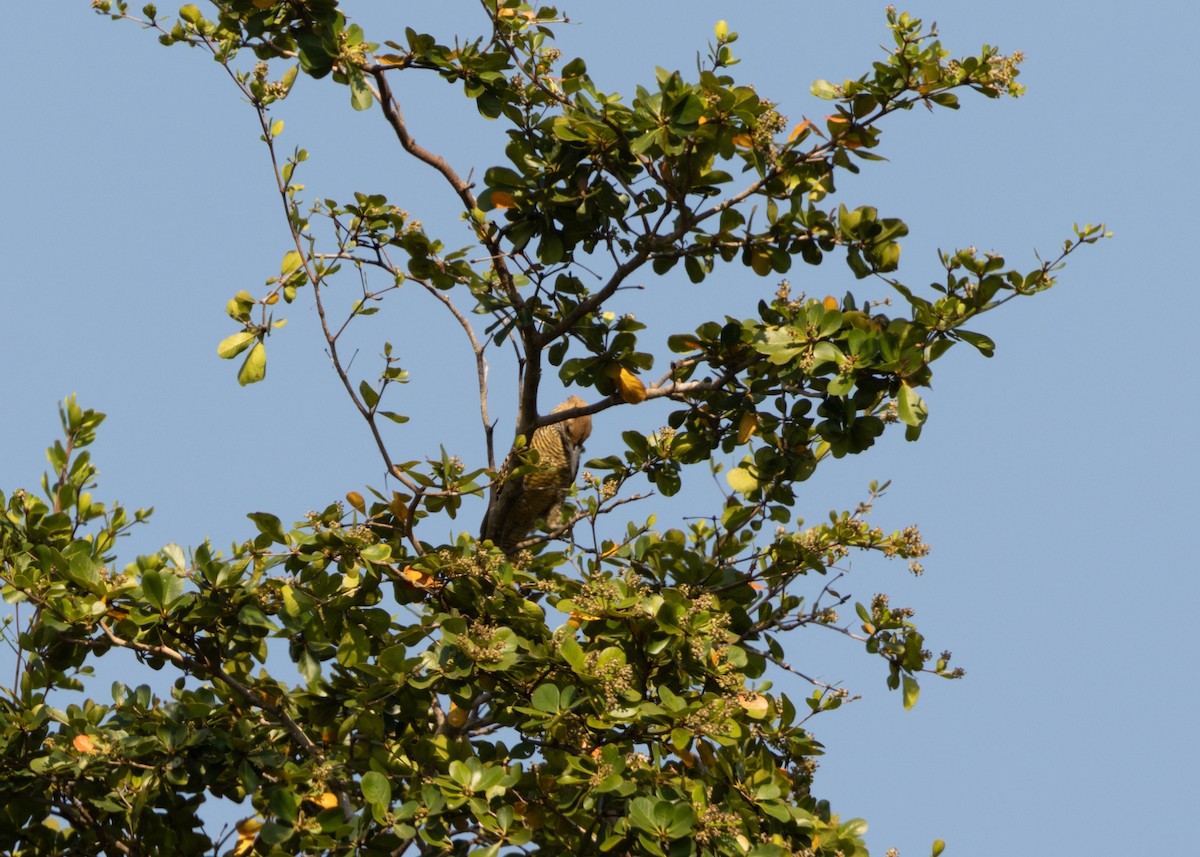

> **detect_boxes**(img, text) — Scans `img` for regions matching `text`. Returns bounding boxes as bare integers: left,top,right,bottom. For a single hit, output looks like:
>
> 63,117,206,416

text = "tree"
0,2,1107,855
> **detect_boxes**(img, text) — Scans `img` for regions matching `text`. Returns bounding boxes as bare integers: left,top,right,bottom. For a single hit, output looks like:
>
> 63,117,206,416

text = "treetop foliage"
1,2,1106,855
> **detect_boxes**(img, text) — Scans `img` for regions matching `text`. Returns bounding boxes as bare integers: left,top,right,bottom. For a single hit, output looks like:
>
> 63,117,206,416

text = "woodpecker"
486,396,592,553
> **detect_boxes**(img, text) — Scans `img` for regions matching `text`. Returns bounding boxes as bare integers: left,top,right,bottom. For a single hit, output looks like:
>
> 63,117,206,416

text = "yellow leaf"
696,115,708,125
731,133,753,148
345,491,366,514
233,817,263,857
749,246,773,276
726,466,759,495
265,291,280,305
237,341,267,386
736,411,757,444
280,250,303,277
376,53,407,66
216,331,255,360
314,792,339,810
446,704,469,729
610,366,647,404
72,734,96,754
822,295,839,311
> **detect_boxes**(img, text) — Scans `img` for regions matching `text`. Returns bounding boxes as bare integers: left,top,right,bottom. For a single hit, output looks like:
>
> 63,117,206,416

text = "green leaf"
902,675,920,710
269,787,299,825
561,637,586,673
247,511,287,544
141,569,182,611
811,79,839,99
531,683,561,713
361,771,391,807
359,380,380,409
897,384,928,427
349,68,374,111
955,329,995,357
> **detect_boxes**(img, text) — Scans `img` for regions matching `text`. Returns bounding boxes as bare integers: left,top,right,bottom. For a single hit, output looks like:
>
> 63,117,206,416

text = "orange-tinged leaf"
737,692,770,719
490,190,516,209
345,491,366,513
72,734,96,754
313,792,339,810
697,115,708,125
376,53,407,66
402,565,436,588
823,295,839,311
389,492,409,522
748,580,766,590
611,366,647,404
788,119,814,142
265,291,280,305
736,410,757,444
567,610,599,628
731,133,753,148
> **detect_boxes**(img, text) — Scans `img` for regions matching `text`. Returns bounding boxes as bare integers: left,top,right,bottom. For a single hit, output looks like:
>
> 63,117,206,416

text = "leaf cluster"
2,2,1111,854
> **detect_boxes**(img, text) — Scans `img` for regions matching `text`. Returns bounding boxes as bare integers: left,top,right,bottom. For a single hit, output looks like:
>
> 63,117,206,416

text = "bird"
485,395,592,553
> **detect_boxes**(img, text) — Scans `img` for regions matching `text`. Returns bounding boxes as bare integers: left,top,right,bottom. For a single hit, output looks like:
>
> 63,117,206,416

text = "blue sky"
2,2,1197,855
